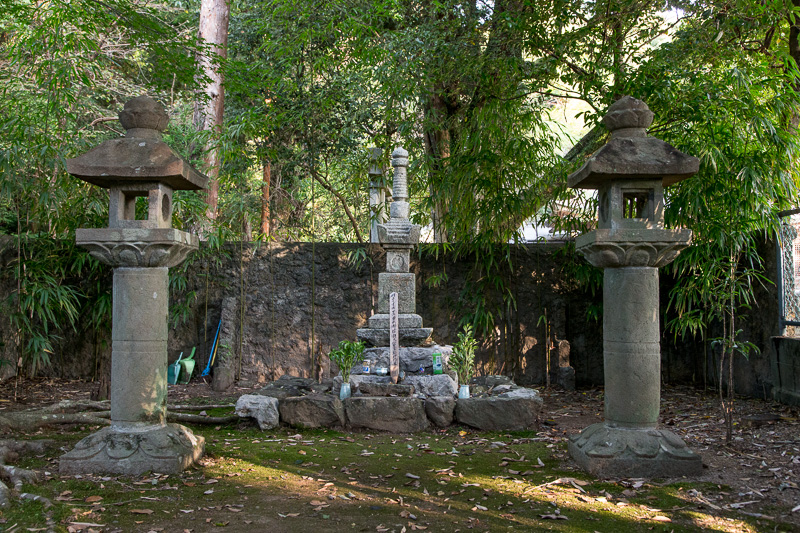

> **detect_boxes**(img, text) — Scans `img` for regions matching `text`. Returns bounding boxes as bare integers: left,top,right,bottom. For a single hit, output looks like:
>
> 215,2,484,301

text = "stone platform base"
357,345,452,375
456,388,542,431
60,423,205,476
568,423,702,479
356,327,432,347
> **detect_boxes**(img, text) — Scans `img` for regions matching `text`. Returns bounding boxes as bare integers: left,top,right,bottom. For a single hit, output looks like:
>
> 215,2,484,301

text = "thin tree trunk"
727,255,736,445
423,93,452,243
194,0,230,222
309,167,365,244
261,159,271,236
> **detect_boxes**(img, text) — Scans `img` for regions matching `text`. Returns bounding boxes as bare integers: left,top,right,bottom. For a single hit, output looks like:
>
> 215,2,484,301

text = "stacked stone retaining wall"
0,240,782,398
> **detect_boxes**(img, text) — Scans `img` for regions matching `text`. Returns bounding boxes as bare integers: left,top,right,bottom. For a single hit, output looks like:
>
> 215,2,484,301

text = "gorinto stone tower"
357,147,432,347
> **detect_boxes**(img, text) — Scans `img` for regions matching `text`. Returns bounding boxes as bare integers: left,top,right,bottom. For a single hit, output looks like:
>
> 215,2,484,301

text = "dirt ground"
1,377,799,528
541,385,800,527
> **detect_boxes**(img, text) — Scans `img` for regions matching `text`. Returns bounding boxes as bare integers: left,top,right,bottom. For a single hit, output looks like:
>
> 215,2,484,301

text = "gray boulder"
256,374,316,399
235,394,279,430
456,388,542,431
403,374,457,398
425,396,455,427
359,382,415,397
332,374,391,396
279,393,345,428
492,384,515,395
471,375,514,388
344,397,429,432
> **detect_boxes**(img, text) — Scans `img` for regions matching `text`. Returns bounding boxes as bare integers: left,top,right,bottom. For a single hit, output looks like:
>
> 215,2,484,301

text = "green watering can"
178,347,196,384
167,352,184,385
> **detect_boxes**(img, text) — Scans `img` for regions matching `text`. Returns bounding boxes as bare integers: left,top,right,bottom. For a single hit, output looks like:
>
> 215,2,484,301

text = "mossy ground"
0,420,792,533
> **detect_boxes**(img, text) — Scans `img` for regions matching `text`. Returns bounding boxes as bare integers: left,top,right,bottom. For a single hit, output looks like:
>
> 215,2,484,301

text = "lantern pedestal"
59,423,204,476
567,242,702,478
568,424,702,478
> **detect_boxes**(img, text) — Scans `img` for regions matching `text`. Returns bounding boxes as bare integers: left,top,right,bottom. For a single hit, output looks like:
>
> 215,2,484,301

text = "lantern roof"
67,96,208,191
567,96,699,190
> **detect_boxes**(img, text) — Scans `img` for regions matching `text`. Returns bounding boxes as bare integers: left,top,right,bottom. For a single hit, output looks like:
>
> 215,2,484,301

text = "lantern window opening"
622,191,651,219
134,194,150,221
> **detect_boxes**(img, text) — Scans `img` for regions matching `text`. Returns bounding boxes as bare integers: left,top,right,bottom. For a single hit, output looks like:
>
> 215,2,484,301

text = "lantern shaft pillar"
111,267,168,424
603,267,660,428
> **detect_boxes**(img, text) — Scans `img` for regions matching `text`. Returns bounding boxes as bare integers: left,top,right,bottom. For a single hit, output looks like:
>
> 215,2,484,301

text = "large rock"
456,388,542,431
345,397,429,432
425,396,455,427
332,374,391,396
403,374,457,398
359,382,415,397
279,393,345,428
256,374,317,400
471,375,514,388
235,394,279,430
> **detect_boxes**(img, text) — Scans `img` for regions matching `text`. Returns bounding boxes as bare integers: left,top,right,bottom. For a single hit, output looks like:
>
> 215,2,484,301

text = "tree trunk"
423,92,452,243
261,159,271,236
193,0,231,222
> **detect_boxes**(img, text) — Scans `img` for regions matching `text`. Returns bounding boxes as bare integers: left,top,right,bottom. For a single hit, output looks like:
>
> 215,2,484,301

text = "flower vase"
339,382,351,400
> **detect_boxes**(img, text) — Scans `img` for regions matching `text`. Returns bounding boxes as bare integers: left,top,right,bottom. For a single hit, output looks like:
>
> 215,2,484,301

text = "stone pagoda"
357,147,432,347
368,147,389,243
567,96,703,478
60,96,206,476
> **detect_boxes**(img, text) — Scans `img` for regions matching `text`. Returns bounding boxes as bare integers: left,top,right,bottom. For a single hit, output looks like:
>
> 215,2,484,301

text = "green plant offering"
328,340,365,382
450,325,477,385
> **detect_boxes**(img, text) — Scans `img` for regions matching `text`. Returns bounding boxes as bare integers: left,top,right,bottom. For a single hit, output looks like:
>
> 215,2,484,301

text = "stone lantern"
59,96,207,476
567,96,703,478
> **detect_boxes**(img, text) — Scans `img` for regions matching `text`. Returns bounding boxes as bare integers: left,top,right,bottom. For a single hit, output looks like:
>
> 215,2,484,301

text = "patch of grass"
0,425,792,532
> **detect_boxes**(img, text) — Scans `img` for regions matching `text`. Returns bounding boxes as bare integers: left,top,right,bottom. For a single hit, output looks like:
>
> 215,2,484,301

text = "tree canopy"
2,0,800,375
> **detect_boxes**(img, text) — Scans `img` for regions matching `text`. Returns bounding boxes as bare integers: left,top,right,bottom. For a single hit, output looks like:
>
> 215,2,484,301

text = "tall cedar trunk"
261,160,271,236
193,0,230,221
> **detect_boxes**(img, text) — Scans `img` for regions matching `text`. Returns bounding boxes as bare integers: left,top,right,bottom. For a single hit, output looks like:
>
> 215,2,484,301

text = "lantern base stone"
59,423,204,476
568,423,702,479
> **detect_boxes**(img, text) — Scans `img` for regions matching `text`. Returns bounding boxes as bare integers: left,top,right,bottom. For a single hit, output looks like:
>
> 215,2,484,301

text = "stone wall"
160,243,608,387
0,240,784,398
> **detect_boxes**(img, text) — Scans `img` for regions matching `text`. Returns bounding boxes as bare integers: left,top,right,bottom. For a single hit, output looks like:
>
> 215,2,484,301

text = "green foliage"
328,340,365,381
3,0,800,379
710,331,760,362
0,0,201,374
450,324,477,384
345,247,372,272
